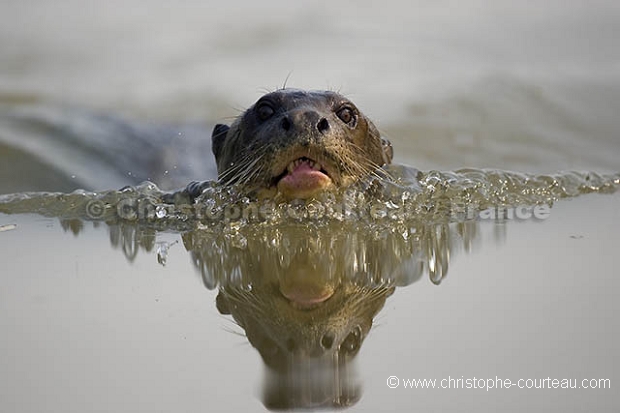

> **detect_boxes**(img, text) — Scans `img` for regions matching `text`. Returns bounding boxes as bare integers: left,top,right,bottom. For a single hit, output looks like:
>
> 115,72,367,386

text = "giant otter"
175,89,393,202
161,90,399,407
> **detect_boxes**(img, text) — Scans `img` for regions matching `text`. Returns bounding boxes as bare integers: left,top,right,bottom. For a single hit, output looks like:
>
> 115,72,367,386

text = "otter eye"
340,325,362,354
336,107,356,126
256,102,275,121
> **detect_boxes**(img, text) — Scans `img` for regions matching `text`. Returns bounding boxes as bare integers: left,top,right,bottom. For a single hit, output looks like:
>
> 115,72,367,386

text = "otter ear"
381,137,393,164
211,124,230,159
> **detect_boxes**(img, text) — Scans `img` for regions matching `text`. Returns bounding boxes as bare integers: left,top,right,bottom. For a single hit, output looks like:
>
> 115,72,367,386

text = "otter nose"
281,110,330,134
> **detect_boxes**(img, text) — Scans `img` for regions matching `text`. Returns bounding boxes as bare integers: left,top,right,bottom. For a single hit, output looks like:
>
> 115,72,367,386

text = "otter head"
211,89,393,199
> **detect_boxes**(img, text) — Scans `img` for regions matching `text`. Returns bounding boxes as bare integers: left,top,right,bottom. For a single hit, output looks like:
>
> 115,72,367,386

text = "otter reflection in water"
182,219,479,409
55,216,481,409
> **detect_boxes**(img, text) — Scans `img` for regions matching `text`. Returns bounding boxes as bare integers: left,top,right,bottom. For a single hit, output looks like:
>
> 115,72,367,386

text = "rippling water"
1,167,618,226
1,1,619,412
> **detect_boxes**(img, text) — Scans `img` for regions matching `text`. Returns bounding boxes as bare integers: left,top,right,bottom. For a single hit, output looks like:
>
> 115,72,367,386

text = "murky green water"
1,0,620,412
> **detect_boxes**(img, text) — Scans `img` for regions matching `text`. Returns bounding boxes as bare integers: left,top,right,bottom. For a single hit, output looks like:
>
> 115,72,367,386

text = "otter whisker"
219,149,268,185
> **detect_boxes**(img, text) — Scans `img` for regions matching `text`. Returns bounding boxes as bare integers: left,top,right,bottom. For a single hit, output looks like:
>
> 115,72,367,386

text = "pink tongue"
281,284,334,306
279,266,335,308
277,159,331,199
281,161,327,186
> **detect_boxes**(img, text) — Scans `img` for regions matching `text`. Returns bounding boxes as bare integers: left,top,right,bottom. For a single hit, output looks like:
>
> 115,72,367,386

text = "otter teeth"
286,158,322,173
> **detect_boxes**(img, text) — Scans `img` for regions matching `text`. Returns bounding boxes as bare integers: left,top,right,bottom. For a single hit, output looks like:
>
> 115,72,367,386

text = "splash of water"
0,167,618,231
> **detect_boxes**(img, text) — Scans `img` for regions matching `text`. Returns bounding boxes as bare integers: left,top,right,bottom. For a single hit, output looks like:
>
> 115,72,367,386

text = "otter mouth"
273,155,335,199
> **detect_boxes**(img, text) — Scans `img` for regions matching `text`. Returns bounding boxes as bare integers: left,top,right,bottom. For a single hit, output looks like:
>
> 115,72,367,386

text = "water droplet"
156,244,169,265
156,206,167,219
